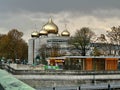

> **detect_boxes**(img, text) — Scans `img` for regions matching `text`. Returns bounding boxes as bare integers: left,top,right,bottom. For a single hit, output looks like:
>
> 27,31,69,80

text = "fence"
36,83,120,90
4,64,120,75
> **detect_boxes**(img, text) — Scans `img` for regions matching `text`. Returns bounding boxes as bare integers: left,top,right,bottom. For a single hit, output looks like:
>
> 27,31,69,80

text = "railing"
2,64,120,90
36,83,120,90
2,64,120,75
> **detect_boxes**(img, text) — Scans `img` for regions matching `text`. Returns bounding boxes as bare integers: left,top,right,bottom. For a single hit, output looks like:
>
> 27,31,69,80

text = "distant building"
28,18,120,71
28,18,70,65
90,43,120,56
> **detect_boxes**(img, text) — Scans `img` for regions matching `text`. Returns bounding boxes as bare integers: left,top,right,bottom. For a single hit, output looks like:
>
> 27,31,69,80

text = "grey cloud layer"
0,9,120,42
0,0,120,41
0,0,120,13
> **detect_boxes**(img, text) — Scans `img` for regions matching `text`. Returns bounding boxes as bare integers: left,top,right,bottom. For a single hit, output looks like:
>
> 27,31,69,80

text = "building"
28,18,120,71
64,56,119,71
28,18,70,65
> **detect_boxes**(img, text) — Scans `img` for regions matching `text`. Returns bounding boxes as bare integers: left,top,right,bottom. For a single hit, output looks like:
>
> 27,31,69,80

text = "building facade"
28,18,120,71
28,18,70,65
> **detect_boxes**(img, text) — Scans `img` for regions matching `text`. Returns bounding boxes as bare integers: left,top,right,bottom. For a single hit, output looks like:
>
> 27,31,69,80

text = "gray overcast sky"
0,0,120,41
0,0,120,12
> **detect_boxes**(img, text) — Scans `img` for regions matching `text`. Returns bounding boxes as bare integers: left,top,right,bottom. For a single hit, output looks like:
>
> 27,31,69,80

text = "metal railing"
4,65,120,75
36,83,120,90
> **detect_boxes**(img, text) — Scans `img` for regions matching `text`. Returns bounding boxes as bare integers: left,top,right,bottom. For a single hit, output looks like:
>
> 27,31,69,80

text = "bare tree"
92,47,102,56
94,34,109,55
39,44,48,64
95,34,107,43
69,27,95,56
106,26,120,56
48,43,60,57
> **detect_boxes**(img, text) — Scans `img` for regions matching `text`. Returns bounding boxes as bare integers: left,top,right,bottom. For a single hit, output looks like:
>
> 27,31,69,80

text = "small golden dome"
31,31,39,37
61,30,70,36
42,18,58,34
39,29,48,36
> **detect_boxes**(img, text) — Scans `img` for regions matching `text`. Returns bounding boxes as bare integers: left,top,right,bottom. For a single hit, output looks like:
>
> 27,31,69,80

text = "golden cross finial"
48,16,53,23
65,24,68,31
34,24,38,31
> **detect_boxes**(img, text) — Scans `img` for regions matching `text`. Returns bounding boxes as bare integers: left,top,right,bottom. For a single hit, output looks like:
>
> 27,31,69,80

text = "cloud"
0,9,120,42
52,9,120,36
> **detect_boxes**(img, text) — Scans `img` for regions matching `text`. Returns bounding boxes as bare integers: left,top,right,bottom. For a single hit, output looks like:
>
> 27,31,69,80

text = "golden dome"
42,18,58,34
31,31,39,37
39,29,48,36
61,29,70,36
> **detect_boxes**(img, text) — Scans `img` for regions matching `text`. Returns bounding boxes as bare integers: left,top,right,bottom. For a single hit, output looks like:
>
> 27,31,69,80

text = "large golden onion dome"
31,31,39,37
42,18,58,34
39,29,48,36
61,29,70,36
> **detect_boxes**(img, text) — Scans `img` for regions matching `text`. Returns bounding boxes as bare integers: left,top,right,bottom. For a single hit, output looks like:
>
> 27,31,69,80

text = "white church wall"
28,39,34,64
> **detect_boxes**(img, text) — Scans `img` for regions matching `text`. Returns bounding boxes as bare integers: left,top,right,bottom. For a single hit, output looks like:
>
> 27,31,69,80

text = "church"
28,18,70,65
28,18,119,71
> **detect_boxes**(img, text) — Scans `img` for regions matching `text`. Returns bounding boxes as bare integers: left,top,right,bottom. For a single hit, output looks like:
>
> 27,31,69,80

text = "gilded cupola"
61,25,70,36
39,29,48,36
31,31,39,38
42,18,58,34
